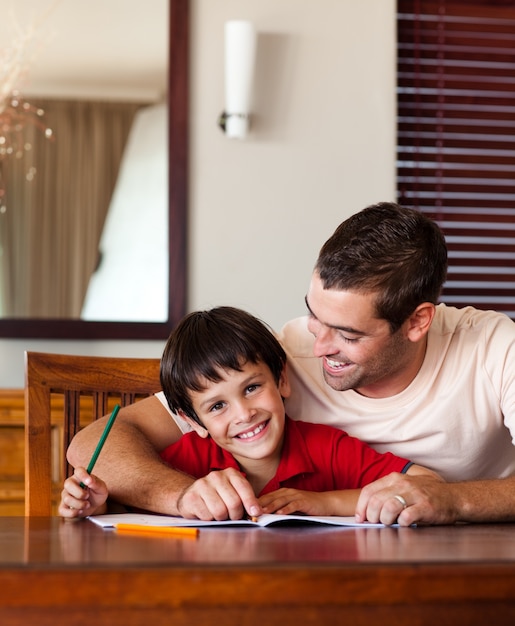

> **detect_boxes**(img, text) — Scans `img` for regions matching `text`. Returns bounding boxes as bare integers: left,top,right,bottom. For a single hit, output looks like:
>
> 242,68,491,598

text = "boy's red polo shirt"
160,416,411,496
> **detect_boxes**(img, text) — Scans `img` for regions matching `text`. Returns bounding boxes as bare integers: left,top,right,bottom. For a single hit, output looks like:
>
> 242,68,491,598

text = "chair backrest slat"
24,351,161,516
62,390,81,483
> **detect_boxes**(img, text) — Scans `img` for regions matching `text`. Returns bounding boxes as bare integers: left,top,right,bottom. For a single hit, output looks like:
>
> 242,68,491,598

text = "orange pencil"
114,523,199,538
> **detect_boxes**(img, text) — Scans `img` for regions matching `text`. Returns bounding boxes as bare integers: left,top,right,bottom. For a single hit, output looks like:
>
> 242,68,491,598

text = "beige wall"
0,0,396,387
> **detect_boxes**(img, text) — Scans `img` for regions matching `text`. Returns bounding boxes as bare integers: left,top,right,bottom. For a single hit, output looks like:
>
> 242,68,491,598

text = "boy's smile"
236,420,269,440
185,360,290,490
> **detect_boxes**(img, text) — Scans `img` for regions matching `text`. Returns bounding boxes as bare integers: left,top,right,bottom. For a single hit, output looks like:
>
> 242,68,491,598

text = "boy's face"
184,360,290,471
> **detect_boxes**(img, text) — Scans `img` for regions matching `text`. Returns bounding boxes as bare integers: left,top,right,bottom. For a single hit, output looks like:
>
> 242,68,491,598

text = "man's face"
305,273,417,398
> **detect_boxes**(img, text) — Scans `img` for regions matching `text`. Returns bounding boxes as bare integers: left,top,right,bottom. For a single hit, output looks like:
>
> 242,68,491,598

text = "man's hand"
177,468,262,521
355,472,455,526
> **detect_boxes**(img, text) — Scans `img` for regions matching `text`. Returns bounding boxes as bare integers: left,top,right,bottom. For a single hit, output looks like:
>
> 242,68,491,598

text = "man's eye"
341,335,359,344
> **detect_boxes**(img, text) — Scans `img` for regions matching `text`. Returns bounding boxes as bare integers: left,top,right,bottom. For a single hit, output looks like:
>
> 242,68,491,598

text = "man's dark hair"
160,306,286,424
315,202,448,331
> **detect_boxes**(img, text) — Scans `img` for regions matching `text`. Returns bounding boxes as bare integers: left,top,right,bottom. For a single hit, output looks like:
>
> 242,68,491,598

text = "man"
66,202,515,525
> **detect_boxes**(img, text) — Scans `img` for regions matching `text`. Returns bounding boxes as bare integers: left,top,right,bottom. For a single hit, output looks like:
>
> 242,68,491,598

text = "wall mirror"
0,0,187,339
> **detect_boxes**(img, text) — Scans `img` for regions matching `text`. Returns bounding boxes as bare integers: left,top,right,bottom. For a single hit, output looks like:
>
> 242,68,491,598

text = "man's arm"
66,395,262,518
67,396,191,515
355,472,515,525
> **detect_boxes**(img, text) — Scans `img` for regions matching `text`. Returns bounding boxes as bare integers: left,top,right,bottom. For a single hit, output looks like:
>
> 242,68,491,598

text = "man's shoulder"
433,303,515,337
278,316,314,357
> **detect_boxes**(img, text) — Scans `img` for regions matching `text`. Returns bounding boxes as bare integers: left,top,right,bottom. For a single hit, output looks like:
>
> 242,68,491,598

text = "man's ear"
405,302,435,343
279,364,291,399
178,410,209,438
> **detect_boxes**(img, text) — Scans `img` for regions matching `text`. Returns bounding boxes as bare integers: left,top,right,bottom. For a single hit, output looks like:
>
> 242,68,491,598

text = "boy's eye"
245,383,260,394
209,401,225,413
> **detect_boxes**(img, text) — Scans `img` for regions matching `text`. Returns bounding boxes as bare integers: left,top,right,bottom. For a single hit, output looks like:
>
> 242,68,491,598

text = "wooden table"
1,516,515,625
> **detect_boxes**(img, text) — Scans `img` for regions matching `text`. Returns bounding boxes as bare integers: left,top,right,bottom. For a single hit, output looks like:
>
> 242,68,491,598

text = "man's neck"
356,336,428,399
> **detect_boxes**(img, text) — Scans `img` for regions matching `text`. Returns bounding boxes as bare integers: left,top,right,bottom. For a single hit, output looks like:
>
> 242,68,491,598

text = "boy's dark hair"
315,202,448,332
160,306,287,424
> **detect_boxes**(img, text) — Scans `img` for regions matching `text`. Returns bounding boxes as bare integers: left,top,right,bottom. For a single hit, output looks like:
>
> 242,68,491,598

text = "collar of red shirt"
208,417,316,491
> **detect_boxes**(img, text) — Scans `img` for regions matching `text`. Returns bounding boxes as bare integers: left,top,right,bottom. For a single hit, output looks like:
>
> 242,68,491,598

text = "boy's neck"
233,435,284,495
239,458,279,495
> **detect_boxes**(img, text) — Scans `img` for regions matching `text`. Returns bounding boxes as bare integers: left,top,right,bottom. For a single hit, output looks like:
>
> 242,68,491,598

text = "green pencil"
80,404,120,487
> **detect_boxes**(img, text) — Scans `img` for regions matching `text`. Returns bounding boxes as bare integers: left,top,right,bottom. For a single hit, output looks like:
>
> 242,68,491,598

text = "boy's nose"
235,403,257,423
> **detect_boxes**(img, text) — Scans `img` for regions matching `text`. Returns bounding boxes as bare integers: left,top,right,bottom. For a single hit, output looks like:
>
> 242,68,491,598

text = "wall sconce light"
218,20,257,139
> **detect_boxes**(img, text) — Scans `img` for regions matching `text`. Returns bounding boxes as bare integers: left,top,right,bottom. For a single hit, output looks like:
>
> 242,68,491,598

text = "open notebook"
88,512,401,529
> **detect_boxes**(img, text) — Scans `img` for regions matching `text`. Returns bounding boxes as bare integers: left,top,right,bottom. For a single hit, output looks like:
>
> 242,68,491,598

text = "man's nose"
312,325,336,357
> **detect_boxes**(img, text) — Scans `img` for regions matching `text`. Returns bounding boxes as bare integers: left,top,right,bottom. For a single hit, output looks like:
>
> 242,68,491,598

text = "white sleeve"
154,391,193,434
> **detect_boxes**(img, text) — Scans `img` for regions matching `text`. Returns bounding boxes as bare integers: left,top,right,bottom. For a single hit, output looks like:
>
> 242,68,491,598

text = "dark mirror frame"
0,0,188,340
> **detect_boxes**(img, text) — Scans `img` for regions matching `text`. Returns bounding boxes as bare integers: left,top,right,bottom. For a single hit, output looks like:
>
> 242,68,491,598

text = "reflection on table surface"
1,516,515,566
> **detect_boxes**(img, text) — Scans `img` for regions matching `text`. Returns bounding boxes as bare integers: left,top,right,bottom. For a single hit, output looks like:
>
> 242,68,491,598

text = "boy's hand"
177,467,262,521
58,467,108,519
259,488,344,516
259,488,360,517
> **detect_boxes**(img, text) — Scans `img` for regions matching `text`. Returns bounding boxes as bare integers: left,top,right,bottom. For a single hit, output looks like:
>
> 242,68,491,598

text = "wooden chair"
24,351,161,516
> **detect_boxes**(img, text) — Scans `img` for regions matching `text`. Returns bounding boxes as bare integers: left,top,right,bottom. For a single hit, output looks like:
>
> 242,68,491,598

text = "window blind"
397,0,515,318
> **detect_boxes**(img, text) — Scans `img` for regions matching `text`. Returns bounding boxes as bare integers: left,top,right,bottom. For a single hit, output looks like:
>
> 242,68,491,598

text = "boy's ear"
178,410,209,438
279,365,291,399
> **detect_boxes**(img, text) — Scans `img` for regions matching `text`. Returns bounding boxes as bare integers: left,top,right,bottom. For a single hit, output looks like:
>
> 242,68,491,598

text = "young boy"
60,307,441,524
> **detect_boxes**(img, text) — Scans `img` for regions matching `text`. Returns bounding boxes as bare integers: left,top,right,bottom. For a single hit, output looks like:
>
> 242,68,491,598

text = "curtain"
0,98,143,318
397,0,515,318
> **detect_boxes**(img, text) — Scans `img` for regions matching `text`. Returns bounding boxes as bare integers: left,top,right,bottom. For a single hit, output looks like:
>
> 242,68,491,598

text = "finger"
378,496,408,526
73,467,92,484
58,493,87,518
395,500,438,526
179,473,242,520
355,474,407,522
199,469,259,520
84,476,108,498
259,490,291,513
178,486,226,520
63,469,94,499
58,498,76,518
62,478,90,503
355,483,382,523
227,473,262,518
272,500,301,515
258,495,282,513
206,471,250,520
